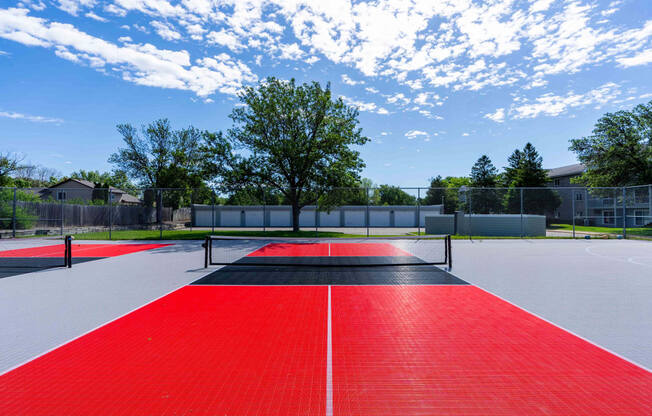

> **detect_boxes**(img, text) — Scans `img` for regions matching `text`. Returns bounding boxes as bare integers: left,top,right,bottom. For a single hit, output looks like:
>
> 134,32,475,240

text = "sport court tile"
192,265,468,285
0,286,327,416
0,243,171,258
332,285,652,416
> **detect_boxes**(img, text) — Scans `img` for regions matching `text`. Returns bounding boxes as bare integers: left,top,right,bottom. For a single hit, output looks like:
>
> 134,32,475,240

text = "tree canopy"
569,100,652,186
109,119,210,208
503,143,560,215
203,77,369,230
469,155,501,213
376,185,416,206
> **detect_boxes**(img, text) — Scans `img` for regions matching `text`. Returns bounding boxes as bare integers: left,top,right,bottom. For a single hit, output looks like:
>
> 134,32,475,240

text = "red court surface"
0,286,327,416
2,284,651,415
248,242,413,257
0,243,171,258
332,285,652,415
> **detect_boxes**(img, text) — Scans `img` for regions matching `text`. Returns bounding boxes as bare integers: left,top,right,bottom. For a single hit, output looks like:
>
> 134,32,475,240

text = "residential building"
546,164,651,227
40,178,142,205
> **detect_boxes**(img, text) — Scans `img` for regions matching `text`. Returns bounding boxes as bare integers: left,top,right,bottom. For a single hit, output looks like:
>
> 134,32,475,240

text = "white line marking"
328,242,331,257
585,246,652,269
470,282,652,373
0,282,190,377
326,285,333,416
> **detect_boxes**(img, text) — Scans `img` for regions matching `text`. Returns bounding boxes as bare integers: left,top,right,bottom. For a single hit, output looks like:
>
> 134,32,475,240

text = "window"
634,210,645,226
603,210,614,224
56,191,66,201
575,193,583,201
554,179,560,186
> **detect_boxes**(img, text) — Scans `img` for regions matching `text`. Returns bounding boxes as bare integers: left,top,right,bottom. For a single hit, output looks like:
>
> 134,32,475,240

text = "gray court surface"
0,238,651,374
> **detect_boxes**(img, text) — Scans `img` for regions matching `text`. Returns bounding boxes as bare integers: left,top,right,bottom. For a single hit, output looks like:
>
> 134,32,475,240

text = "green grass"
73,228,576,241
72,229,417,240
549,223,652,237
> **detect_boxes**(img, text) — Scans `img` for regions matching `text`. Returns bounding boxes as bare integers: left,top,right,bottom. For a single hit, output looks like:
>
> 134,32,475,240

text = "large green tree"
203,77,368,231
469,155,501,213
0,152,24,187
569,100,652,186
109,119,210,208
423,175,471,213
377,185,416,206
503,143,560,215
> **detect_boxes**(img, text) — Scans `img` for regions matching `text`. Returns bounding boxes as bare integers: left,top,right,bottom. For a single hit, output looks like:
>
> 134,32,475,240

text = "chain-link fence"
1,185,650,239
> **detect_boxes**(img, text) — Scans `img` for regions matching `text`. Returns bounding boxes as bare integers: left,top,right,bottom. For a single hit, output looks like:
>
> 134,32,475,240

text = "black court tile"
0,257,104,279
223,256,431,267
192,264,467,286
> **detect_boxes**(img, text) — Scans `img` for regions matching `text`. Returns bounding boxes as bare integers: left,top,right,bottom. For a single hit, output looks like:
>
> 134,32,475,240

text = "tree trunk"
291,202,301,232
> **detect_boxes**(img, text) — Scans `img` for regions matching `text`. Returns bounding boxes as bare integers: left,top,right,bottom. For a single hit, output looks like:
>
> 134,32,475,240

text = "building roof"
546,163,586,178
48,178,141,203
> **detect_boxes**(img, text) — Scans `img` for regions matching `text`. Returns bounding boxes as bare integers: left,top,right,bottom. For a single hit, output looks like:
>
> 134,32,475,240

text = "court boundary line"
326,285,333,416
0,281,192,377
470,282,652,373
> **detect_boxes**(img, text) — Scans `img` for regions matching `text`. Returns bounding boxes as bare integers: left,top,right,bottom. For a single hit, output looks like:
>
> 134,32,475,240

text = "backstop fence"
0,185,650,239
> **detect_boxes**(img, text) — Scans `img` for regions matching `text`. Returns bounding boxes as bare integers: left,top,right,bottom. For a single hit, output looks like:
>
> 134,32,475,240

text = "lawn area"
549,223,652,237
72,229,409,240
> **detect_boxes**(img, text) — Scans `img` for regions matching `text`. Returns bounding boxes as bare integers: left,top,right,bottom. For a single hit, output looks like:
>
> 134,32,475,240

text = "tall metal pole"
211,188,216,234
262,189,266,234
622,187,627,238
12,188,17,238
520,188,524,238
109,190,113,240
571,190,576,239
366,187,370,238
158,189,163,240
417,187,421,236
60,195,64,236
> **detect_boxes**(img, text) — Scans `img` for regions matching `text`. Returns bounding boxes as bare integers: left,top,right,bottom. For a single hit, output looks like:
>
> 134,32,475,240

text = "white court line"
470,282,652,373
328,242,331,257
0,281,191,377
585,246,652,269
326,285,333,416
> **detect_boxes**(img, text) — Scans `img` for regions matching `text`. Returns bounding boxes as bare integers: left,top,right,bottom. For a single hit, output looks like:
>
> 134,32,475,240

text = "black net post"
447,234,452,269
204,235,209,268
12,188,16,238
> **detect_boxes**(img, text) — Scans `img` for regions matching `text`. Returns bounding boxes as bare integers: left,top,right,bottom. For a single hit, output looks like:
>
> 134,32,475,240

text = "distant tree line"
2,84,649,230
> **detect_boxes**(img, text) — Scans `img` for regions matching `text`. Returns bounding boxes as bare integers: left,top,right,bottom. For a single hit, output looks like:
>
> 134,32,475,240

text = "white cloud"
0,8,257,97
56,0,95,16
0,50,8,56
105,4,127,17
341,74,363,85
462,132,469,136
511,83,622,119
365,87,379,94
386,93,410,106
380,131,389,136
484,108,505,123
618,49,652,67
305,56,319,64
404,130,428,139
0,110,63,123
84,12,107,22
277,42,304,60
340,95,387,115
150,20,181,41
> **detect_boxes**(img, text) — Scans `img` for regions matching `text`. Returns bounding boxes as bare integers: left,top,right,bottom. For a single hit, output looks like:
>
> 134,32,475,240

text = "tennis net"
203,235,452,268
0,236,73,270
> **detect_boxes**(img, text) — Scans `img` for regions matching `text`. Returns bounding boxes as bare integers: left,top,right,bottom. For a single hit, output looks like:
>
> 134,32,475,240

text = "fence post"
109,190,113,240
315,196,319,238
520,188,524,238
366,187,370,238
467,188,471,238
417,187,421,236
60,196,64,236
622,187,627,238
12,188,17,238
211,188,216,234
571,190,576,239
158,189,163,240
262,190,266,234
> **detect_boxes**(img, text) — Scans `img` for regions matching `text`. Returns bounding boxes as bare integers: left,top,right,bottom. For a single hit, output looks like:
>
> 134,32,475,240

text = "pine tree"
469,155,501,213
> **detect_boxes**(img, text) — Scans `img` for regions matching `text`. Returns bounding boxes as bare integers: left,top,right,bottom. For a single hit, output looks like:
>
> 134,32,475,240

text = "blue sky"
1,0,651,186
